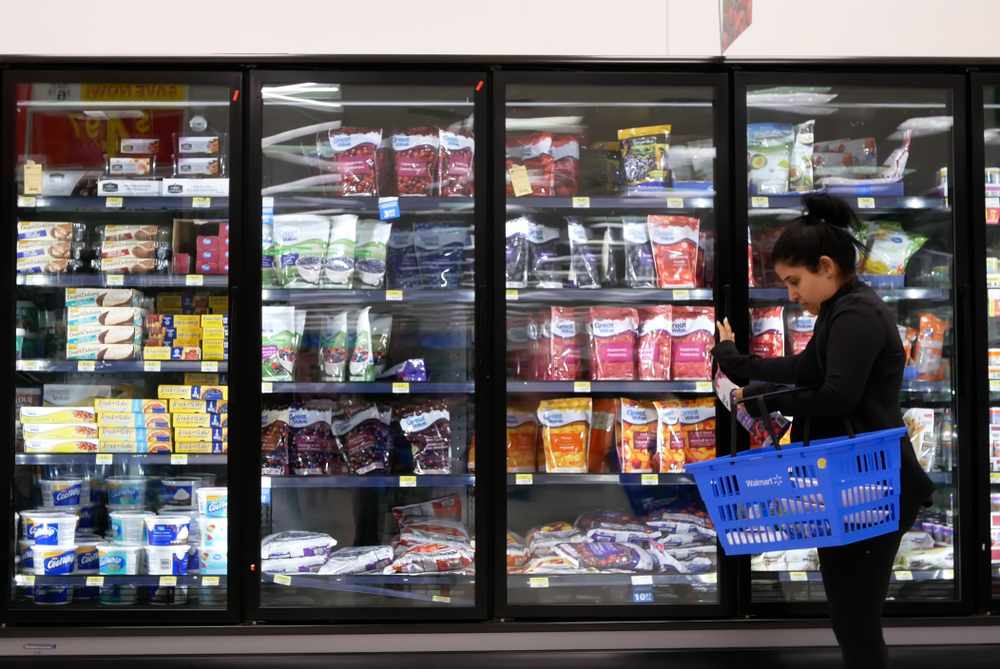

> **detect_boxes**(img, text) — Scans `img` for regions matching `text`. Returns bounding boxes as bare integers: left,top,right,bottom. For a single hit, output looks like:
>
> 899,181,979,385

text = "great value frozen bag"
319,546,394,575
618,125,671,193
554,541,655,572
538,398,591,474
903,407,936,472
647,216,700,289
400,400,452,475
386,542,474,574
914,312,949,381
623,220,656,288
588,398,617,473
261,409,291,475
751,306,785,358
331,127,381,196
566,218,600,289
349,307,375,382
289,409,341,476
552,134,581,196
392,127,439,197
638,305,672,380
587,307,638,381
261,307,300,382
653,401,685,473
414,222,467,290
324,214,358,288
670,306,714,380
261,531,337,560
333,401,391,475
528,222,563,288
787,310,817,354
747,123,794,195
392,493,464,522
386,224,421,289
716,369,790,449
677,398,716,465
789,120,815,192
618,398,658,474
863,222,927,278
274,215,330,288
354,221,391,288
438,127,475,197
319,311,349,382
549,306,583,381
506,407,538,473
505,217,530,289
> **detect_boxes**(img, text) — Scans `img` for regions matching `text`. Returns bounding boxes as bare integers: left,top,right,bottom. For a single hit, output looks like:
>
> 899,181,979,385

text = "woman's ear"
817,255,836,277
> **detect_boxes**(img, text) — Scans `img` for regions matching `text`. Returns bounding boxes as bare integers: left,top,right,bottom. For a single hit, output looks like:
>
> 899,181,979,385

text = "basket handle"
730,385,856,452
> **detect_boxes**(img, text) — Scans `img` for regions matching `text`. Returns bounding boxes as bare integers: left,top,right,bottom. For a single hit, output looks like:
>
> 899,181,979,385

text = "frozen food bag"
528,222,563,288
678,398,717,465
638,305,672,381
319,546,394,575
552,134,581,196
587,307,639,381
506,407,538,473
385,542,473,574
747,228,755,287
262,531,337,560
331,127,381,196
751,306,785,358
386,224,422,290
538,397,592,474
371,313,392,377
533,309,553,381
349,307,375,382
289,408,340,476
400,400,451,475
354,221,391,288
262,223,279,287
618,125,671,193
393,493,464,522
903,407,936,472
274,215,330,288
654,401,686,473
549,306,583,381
261,307,298,382
899,325,917,365
863,222,927,277
334,401,391,475
618,398,658,474
320,311,350,382
505,217,530,289
716,370,791,449
789,120,815,192
914,312,949,380
623,220,657,288
670,306,715,380
554,541,655,572
438,127,475,197
600,226,622,287
747,123,794,195
588,398,618,474
566,217,600,289
324,214,358,289
261,409,291,475
392,127,439,197
647,215,700,289
414,222,467,290
787,310,817,355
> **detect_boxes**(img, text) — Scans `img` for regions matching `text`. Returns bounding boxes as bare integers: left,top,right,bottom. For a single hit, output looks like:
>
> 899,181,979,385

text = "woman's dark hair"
770,193,867,275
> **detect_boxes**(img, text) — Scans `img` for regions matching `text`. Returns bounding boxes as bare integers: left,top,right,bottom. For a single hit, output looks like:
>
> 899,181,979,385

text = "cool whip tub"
109,510,154,544
30,514,78,546
162,477,202,506
199,544,227,575
145,516,190,546
21,508,69,543
201,518,228,547
106,476,147,506
34,585,73,606
196,487,228,518
32,545,78,575
75,542,100,574
40,477,87,507
144,544,191,575
76,504,100,532
97,543,143,575
100,584,138,606
18,539,34,572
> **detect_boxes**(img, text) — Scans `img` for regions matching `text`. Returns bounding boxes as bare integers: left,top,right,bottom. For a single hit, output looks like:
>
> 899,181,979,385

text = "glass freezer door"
257,78,479,611
10,77,235,612
744,82,958,603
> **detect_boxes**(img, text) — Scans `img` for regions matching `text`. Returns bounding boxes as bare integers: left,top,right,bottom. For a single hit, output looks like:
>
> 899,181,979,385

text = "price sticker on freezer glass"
86,576,104,587
515,474,533,485
20,360,40,372
399,476,417,488
695,381,713,393
641,474,658,486
528,577,549,588
667,198,684,209
895,570,913,581
572,197,590,208
106,197,123,209
185,275,204,287
17,196,36,208
631,575,653,586
385,290,403,302
751,196,769,208
15,574,35,587
78,361,96,372
432,595,451,604
202,577,220,587
96,454,114,465
171,454,189,465
159,576,177,587
788,572,809,582
857,197,876,209
261,382,273,394
192,197,211,209
506,290,519,301
201,361,219,373
273,574,292,586
24,162,43,195
574,381,591,393
144,361,161,372
509,165,532,197
392,382,410,394
673,290,690,300
378,197,400,220
106,274,125,287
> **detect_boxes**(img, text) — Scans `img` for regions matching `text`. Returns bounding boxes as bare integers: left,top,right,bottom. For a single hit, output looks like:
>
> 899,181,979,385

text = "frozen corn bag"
751,306,785,358
747,123,794,195
618,398,658,474
537,398,591,474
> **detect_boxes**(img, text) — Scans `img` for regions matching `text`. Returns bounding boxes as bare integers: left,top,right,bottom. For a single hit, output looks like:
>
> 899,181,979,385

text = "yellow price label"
171,454,189,465
992,472,1000,485
667,198,684,209
528,577,549,588
641,474,658,486
202,576,220,587
86,576,105,587
991,380,1000,393
574,381,591,393
673,290,690,300
702,573,718,584
106,197,124,209
399,476,417,488
895,570,913,581
392,382,410,394
144,361,162,372
505,290,519,301
185,275,204,287
25,275,46,286
695,381,713,393
572,197,590,208
943,569,954,580
24,162,43,195
106,274,125,286
15,574,35,586
432,595,451,603
201,361,219,372
515,474,533,485
273,574,292,586
192,197,211,209
159,576,178,587
509,165,532,197
385,290,403,301
261,382,273,394
78,361,96,372
96,454,114,465
20,360,41,372
17,196,36,208
751,196,769,208
857,197,876,209
788,572,809,582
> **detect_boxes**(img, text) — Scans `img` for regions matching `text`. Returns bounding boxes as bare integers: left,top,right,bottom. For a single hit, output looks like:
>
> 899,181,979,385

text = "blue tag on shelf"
262,196,274,226
632,586,654,603
379,197,400,221
261,488,271,505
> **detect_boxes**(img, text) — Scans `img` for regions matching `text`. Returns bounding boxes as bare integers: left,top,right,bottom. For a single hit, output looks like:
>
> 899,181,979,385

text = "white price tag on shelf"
144,361,161,372
895,570,913,581
392,382,410,394
25,275,46,286
572,197,590,208
192,197,211,209
171,454,189,465
96,454,114,465
106,275,125,287
574,381,591,393
991,472,1000,485
702,573,718,584
631,575,653,586
202,577,220,587
20,359,41,372
159,576,177,587
432,595,451,604
399,476,417,488
78,361,96,372
15,574,35,587
185,275,204,287
261,476,272,489
528,577,549,588
17,196,36,208
751,196,769,208
515,474,533,485
261,382,273,394
695,381,714,393
106,197,123,209
273,575,292,586
666,198,684,209
788,571,809,582
201,361,219,373
991,380,1000,393
857,197,876,209
673,290,690,300
641,474,658,486
385,290,403,302
506,290,518,301
86,576,104,587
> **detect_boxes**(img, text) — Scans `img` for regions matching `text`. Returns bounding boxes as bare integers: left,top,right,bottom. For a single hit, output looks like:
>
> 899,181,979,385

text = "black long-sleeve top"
712,278,936,509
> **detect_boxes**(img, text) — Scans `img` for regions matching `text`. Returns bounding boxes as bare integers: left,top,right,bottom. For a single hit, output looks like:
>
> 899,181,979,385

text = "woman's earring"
827,272,832,278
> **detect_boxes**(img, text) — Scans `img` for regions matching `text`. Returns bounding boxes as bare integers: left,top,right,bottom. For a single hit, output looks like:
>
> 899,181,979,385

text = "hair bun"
801,193,855,230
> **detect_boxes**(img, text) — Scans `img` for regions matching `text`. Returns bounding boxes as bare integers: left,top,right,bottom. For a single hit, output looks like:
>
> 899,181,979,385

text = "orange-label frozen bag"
679,398,716,465
588,398,618,473
507,407,538,473
915,313,948,381
619,398,658,473
653,400,685,473
537,398,591,473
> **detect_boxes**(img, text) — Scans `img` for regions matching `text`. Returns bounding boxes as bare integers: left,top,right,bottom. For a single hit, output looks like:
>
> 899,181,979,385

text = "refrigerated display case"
248,72,486,620
494,73,733,617
3,71,241,622
736,74,969,613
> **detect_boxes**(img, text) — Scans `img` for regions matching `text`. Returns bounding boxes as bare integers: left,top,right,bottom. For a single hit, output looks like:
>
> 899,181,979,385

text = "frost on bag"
549,306,583,381
587,307,638,381
399,400,452,475
638,305,672,381
787,310,817,354
618,398,658,474
647,215,700,289
670,306,714,380
566,217,600,289
751,306,785,358
622,220,656,288
715,369,791,449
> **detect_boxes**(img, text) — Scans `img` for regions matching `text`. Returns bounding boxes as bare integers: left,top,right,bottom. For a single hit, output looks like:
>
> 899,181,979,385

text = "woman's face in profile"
775,256,841,315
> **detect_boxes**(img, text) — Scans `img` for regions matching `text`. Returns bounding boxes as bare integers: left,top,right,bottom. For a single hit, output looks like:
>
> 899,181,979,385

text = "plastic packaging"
371,313,392,376
400,401,452,475
863,223,928,278
393,127,438,196
320,311,350,382
915,312,949,380
331,127,381,196
17,221,86,242
538,398,591,473
787,310,817,355
647,216,700,289
319,546,394,575
386,224,421,290
588,398,618,473
618,125,671,193
506,407,538,473
528,222,563,288
505,217,530,288
333,402,391,475
261,531,337,560
414,222,466,289
438,128,475,197
587,307,638,381
623,220,656,288
289,409,339,476
566,218,600,289
549,306,583,381
555,541,655,572
618,398,658,473
638,305,672,380
653,401,686,473
385,542,474,574
789,120,815,192
349,307,375,382
747,123,794,194
261,409,291,475
552,134,581,196
715,369,790,449
903,407,936,472
261,306,303,382
324,214,358,288
392,494,463,522
751,306,785,358
670,306,715,380
376,358,427,382
354,221,391,288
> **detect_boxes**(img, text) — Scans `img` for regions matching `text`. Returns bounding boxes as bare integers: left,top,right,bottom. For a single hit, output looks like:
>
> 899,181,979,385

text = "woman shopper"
711,193,936,669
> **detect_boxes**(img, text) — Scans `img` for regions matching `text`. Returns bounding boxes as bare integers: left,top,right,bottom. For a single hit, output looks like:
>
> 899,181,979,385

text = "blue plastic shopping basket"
685,388,905,556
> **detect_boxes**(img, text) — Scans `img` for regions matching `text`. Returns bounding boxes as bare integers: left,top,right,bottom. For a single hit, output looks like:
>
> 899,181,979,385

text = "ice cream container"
149,585,188,606
199,543,227,575
145,516,191,545
40,477,87,507
109,510,153,544
33,585,73,605
106,476,147,506
162,477,202,506
32,545,78,575
18,539,34,572
188,472,218,487
100,584,138,606
144,544,191,575
75,542,100,574
97,542,143,575
196,487,228,518
201,518,228,546
30,514,78,546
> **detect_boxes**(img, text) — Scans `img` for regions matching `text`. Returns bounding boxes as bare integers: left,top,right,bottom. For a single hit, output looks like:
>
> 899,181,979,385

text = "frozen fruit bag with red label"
622,220,656,288
552,134,580,196
618,398,658,473
330,127,381,196
399,400,452,475
505,217,530,289
751,220,786,287
333,401,391,475
549,306,583,381
525,312,542,381
261,408,291,475
647,215,700,289
787,310,817,355
751,306,785,358
696,229,714,289
638,305,672,381
528,222,564,288
393,493,464,522
376,134,395,197
438,127,474,197
566,218,600,289
587,307,638,381
290,408,340,476
747,228,754,287
670,306,715,380
371,313,392,377
392,127,439,197
505,133,555,196
536,309,553,380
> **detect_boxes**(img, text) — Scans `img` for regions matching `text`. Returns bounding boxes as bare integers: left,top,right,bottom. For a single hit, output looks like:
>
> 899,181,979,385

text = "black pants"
818,496,923,669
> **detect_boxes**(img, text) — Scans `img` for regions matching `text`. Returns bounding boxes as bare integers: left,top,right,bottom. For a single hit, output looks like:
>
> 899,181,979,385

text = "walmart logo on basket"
745,474,783,488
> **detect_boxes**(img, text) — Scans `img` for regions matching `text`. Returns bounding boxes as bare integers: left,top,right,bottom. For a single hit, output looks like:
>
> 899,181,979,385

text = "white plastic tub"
29,514,78,546
144,544,191,575
158,506,200,541
199,544,228,575
196,487,228,518
34,585,73,606
106,477,147,507
200,518,228,547
188,473,218,487
32,545,78,575
75,542,100,575
40,477,86,507
109,510,154,544
161,478,202,506
21,508,68,543
145,516,191,546
97,543,143,575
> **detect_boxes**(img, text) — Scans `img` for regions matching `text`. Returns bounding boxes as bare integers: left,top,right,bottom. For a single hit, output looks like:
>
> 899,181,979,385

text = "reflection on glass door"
257,79,478,609
11,78,234,610
501,80,722,608
745,83,958,602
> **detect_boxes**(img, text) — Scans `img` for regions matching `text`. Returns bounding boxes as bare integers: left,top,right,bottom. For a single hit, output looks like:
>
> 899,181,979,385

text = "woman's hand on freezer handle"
707,317,735,356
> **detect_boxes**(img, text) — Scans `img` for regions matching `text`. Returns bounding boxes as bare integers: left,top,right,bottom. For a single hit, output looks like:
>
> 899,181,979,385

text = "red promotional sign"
720,0,753,53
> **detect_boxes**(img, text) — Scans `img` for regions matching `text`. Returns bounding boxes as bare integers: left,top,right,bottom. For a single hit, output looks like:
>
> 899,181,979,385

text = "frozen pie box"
67,307,145,327
17,240,86,274
96,225,170,242
95,399,167,413
65,289,143,308
66,343,140,360
24,439,99,453
21,424,99,439
120,138,160,155
17,222,86,242
92,240,171,274
97,412,171,428
20,407,97,424
67,325,142,346
106,156,155,176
